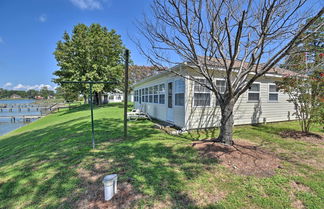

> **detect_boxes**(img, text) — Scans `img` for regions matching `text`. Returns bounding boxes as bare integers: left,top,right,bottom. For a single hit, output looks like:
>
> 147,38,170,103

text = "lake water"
0,99,45,136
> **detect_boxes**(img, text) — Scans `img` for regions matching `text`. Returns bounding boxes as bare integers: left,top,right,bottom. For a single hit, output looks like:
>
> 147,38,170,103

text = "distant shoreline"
0,98,32,101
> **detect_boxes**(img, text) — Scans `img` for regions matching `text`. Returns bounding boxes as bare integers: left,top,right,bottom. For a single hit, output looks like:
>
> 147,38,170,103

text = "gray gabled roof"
133,59,297,87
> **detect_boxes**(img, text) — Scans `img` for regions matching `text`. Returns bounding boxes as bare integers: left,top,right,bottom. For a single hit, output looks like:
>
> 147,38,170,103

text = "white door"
167,81,174,123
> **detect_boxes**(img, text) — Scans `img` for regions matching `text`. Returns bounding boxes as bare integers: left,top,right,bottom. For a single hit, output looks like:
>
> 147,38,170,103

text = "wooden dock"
0,115,43,123
0,107,51,112
0,115,43,118
0,103,68,123
0,104,52,108
0,107,50,109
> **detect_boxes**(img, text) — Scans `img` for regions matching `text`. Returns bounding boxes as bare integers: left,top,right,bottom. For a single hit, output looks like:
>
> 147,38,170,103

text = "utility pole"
124,49,129,139
89,83,95,149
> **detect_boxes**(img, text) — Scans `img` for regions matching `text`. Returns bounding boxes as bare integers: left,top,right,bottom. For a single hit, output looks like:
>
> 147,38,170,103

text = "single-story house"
132,61,297,130
101,90,134,104
10,94,22,99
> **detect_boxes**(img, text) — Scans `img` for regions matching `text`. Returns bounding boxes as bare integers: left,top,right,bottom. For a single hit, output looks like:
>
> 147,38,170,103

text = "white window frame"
149,86,153,103
268,83,279,102
215,79,226,94
159,83,166,104
144,88,148,103
193,78,211,107
134,90,138,102
247,82,261,102
141,89,145,103
174,79,185,106
153,85,159,104
215,78,226,106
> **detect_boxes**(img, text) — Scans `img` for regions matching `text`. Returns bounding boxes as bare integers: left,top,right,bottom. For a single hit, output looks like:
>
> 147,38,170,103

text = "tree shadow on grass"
179,122,299,143
0,109,216,208
176,127,220,142
250,123,297,136
58,103,133,116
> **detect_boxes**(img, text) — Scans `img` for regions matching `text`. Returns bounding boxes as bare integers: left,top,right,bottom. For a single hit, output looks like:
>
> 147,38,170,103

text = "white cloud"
70,0,103,10
38,14,47,23
13,84,55,91
13,84,26,90
3,82,12,88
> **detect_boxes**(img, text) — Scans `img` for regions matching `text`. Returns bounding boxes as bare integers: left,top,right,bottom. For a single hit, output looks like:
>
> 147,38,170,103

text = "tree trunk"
98,92,102,105
217,101,235,145
94,92,99,105
83,95,88,104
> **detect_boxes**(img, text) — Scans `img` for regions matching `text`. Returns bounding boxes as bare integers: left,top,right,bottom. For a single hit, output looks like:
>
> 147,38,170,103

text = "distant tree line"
0,87,55,99
129,65,163,85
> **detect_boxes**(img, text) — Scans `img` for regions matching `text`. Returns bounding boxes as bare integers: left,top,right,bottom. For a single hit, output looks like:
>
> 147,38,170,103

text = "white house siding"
102,93,133,104
185,77,296,130
101,93,121,104
107,93,123,103
232,78,296,125
185,78,222,129
133,73,186,128
133,66,296,130
128,94,134,103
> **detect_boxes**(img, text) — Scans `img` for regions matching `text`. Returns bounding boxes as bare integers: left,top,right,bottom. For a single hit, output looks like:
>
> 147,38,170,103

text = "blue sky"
0,0,151,91
0,0,321,91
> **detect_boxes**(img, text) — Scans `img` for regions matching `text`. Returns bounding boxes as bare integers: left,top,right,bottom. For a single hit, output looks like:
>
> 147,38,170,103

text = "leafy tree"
277,70,323,132
278,17,324,132
55,86,79,102
53,24,125,104
311,70,324,127
26,89,38,99
40,87,49,99
129,65,162,84
40,87,54,99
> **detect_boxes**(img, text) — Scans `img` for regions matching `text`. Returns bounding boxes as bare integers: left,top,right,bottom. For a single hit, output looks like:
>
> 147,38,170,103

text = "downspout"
182,64,189,131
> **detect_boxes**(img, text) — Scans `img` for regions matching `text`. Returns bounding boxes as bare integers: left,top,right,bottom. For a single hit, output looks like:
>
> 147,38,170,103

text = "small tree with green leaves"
277,70,323,133
311,70,324,129
279,16,323,132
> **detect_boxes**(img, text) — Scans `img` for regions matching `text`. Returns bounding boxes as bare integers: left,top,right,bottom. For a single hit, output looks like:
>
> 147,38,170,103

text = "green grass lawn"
0,103,323,209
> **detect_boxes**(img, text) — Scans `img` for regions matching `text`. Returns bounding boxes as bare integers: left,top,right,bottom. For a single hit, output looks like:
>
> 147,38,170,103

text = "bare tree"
135,0,324,145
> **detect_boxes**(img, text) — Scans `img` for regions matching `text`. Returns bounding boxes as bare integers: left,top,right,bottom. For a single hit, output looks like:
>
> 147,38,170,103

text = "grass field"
0,103,323,209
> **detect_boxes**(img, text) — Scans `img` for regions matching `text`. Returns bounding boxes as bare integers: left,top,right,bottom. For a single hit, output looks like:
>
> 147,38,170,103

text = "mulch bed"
75,177,142,209
75,163,142,209
193,139,281,177
279,130,323,144
81,181,142,209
